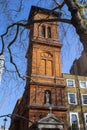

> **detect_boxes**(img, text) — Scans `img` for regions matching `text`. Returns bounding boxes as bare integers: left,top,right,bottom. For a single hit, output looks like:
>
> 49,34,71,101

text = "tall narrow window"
84,113,87,129
47,27,51,38
82,94,87,105
70,112,80,129
44,90,51,105
42,26,45,37
68,93,77,105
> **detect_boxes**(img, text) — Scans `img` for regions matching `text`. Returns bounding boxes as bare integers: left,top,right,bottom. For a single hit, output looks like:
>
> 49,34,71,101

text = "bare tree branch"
29,18,71,24
10,0,23,12
53,0,65,9
0,21,28,55
0,13,71,79
7,25,25,80
0,35,4,55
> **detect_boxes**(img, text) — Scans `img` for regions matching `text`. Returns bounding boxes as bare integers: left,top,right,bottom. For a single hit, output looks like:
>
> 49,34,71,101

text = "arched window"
47,27,51,38
42,26,45,37
44,90,51,104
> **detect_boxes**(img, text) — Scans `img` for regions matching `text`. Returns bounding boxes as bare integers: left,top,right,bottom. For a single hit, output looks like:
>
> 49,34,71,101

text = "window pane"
83,95,87,104
85,115,87,123
70,113,80,129
72,114,77,123
71,114,78,129
69,93,76,104
84,113,87,129
67,80,74,87
47,27,51,38
42,26,45,37
80,81,87,88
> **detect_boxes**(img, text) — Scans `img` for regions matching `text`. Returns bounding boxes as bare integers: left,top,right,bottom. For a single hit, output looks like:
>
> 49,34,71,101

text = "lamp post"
3,118,7,130
0,114,36,130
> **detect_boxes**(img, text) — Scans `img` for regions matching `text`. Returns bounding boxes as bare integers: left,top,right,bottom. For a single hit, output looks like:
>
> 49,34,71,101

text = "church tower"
9,6,67,130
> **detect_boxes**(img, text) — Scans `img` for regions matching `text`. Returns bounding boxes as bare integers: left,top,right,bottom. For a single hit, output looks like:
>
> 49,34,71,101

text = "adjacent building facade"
63,74,87,130
9,6,67,130
70,51,87,76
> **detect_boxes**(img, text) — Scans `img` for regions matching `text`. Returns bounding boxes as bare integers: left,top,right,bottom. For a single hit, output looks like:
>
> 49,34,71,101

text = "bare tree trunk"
64,0,87,76
64,0,87,52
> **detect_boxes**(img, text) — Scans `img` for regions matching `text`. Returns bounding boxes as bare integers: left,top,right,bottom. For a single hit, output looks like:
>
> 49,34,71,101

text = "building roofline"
63,73,87,78
28,5,61,20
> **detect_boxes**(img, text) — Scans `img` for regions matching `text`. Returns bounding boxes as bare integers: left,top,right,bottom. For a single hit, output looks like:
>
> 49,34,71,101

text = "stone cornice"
31,74,64,80
27,104,67,111
31,38,62,48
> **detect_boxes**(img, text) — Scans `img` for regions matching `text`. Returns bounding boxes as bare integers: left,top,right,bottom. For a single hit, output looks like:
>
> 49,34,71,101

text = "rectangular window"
68,93,77,104
84,113,87,129
79,81,87,88
67,79,75,87
70,112,80,129
82,94,87,105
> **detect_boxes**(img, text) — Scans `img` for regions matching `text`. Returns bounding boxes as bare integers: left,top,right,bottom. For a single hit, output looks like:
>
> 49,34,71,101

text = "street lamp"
3,118,7,130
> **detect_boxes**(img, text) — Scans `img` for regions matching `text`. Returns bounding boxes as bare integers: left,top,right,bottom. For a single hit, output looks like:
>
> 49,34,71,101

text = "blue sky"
0,0,83,128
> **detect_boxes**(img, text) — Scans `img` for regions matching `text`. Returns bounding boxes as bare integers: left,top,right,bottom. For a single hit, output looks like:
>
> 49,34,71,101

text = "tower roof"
28,6,61,20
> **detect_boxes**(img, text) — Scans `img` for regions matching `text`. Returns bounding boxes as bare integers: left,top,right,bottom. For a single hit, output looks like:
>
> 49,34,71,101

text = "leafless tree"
0,0,87,79
0,0,87,127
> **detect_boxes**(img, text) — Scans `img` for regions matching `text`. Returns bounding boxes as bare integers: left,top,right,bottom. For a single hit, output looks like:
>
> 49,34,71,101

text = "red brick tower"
9,6,67,130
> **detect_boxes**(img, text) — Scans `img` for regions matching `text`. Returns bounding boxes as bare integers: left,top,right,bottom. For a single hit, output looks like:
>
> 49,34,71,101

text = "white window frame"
70,112,80,129
79,81,87,88
68,93,77,105
66,79,75,87
84,113,87,129
81,94,87,105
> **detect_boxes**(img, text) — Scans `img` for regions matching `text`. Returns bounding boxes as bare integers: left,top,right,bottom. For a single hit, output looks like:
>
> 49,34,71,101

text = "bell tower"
25,6,67,130
9,6,67,130
27,6,62,78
